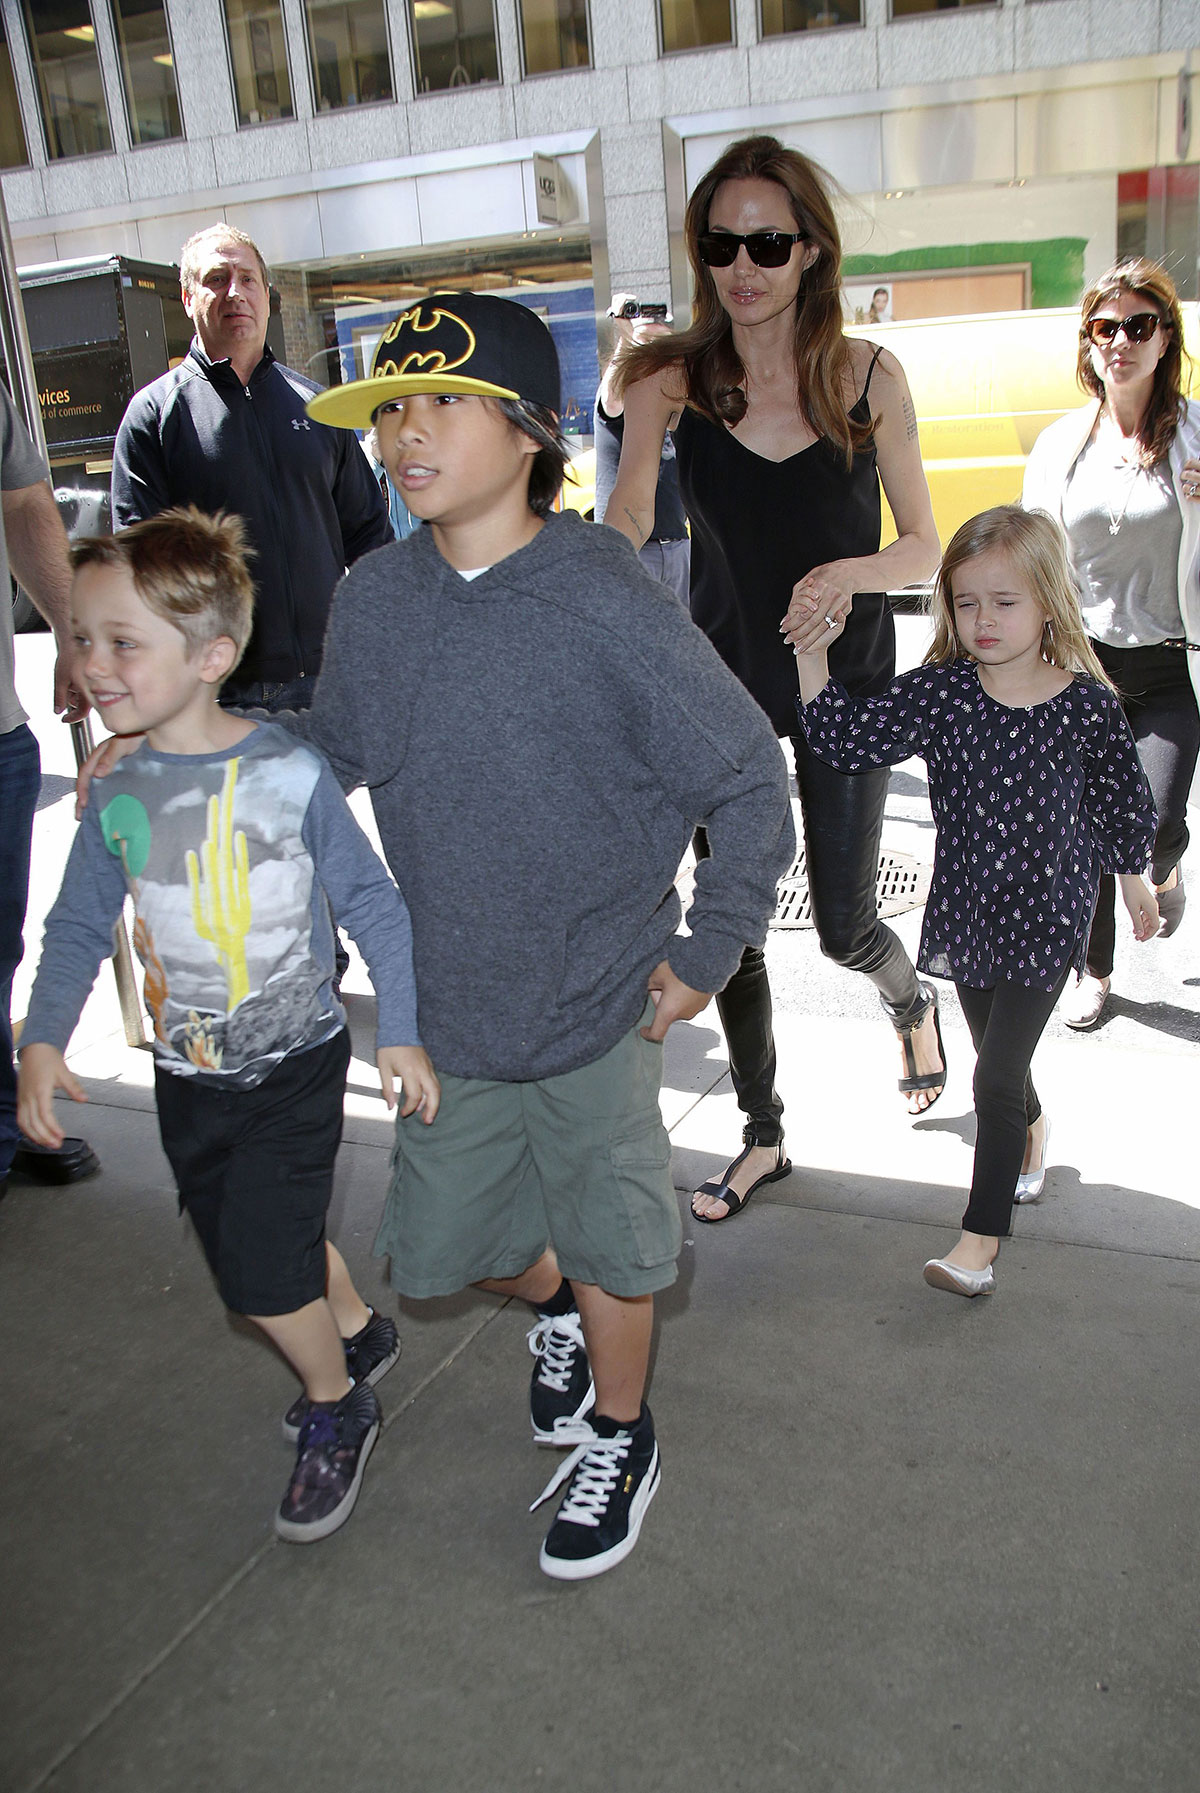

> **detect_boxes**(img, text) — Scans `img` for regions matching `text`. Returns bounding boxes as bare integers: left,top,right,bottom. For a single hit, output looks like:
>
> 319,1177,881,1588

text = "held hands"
377,1045,441,1123
642,960,711,1042
17,1044,88,1148
1119,874,1159,943
782,560,857,656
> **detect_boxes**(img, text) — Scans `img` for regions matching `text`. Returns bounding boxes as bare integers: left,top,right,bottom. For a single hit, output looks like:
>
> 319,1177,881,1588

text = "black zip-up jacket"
112,341,391,688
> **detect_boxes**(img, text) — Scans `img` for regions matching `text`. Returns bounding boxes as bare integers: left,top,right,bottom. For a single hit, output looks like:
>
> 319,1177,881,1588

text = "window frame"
407,0,502,98
218,0,298,129
656,0,735,58
756,0,862,37
20,0,115,161
0,7,32,169
108,0,184,148
887,0,998,20
516,0,592,80
301,0,396,116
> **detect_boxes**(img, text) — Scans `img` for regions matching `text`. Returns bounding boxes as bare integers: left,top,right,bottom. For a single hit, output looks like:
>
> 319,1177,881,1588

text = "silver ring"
824,614,836,630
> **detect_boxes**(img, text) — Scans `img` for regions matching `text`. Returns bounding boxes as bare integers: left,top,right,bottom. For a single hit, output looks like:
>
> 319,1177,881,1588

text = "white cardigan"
1022,398,1200,717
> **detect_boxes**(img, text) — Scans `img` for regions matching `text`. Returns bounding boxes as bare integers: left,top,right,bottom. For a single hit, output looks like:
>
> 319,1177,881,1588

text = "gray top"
1061,434,1184,645
1,386,53,736
300,510,795,1082
23,723,420,1088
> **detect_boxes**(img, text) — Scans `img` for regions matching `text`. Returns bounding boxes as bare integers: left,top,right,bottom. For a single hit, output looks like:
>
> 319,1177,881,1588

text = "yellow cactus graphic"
186,759,252,1010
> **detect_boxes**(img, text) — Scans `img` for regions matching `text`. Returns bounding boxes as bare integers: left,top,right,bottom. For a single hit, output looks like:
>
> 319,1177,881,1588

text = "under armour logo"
291,418,311,431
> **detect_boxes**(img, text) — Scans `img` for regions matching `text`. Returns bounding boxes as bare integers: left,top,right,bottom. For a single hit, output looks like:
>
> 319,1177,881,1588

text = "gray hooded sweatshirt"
307,510,795,1082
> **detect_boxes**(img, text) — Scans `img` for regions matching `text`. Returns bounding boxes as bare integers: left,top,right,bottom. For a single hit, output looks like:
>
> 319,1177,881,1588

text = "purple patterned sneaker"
282,1309,400,1443
527,1308,595,1445
275,1382,381,1543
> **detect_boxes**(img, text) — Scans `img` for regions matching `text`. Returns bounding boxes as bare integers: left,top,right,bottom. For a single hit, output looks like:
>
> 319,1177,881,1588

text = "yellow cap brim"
306,372,521,430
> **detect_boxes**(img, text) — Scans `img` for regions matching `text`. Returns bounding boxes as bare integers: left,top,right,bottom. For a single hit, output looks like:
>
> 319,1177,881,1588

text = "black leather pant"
1084,641,1200,978
696,733,923,1147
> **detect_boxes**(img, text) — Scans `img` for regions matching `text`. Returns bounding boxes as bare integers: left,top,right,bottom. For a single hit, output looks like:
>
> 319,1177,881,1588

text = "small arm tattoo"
902,394,918,443
623,505,644,537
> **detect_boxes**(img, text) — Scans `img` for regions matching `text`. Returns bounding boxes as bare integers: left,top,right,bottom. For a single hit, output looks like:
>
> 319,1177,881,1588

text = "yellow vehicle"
560,305,1200,549
850,306,1200,549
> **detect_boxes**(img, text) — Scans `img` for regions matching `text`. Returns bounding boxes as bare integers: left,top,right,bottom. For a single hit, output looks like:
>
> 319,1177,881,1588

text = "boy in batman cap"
83,293,792,1577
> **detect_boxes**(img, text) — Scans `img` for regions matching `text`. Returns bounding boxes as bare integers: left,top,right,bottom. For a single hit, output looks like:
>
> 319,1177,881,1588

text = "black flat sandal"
691,1138,791,1224
891,981,947,1112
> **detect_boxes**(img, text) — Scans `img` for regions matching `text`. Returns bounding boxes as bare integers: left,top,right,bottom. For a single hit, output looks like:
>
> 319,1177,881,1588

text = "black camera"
615,300,669,321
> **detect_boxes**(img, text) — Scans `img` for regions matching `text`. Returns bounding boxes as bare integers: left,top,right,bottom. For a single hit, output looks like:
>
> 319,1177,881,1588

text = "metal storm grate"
771,849,931,930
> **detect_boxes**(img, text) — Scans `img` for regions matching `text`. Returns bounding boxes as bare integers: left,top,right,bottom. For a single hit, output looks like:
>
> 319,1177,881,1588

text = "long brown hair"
617,134,869,465
1077,257,1190,468
925,506,1112,687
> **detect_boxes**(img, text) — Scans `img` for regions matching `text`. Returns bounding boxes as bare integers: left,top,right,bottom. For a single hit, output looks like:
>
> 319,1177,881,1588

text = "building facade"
2,0,1197,423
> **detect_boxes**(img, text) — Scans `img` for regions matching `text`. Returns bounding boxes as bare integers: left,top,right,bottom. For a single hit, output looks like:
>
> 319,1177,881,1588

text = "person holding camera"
593,296,690,605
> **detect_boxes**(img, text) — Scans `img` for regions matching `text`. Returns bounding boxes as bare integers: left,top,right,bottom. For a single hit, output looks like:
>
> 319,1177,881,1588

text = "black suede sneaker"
532,1405,660,1580
275,1382,381,1543
527,1308,595,1445
281,1310,400,1443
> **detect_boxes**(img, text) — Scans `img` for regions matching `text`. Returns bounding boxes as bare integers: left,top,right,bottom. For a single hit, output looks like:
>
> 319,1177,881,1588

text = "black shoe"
275,1382,381,1543
9,1135,100,1185
281,1309,400,1443
533,1405,660,1581
527,1308,595,1445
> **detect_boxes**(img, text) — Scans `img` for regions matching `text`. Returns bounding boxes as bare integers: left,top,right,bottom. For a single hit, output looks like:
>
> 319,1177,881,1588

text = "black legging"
1086,641,1200,979
955,971,1069,1239
696,732,924,1148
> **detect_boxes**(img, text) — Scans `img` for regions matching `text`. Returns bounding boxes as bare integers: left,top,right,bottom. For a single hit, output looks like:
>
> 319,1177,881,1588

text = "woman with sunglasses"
606,134,941,1223
1024,258,1200,1032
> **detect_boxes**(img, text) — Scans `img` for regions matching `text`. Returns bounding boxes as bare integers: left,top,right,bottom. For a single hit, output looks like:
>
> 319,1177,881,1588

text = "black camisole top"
675,346,895,737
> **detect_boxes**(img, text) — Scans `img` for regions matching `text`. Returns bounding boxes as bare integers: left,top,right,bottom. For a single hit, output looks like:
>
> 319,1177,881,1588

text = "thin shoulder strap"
856,342,885,408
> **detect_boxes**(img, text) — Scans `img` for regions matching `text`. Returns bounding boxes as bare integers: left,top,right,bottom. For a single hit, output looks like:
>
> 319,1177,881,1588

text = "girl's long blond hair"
924,506,1113,687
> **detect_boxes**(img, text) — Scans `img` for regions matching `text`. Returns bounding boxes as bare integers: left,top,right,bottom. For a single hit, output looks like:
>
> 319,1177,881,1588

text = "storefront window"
520,0,589,75
304,0,392,110
1,13,31,167
111,0,181,144
658,0,733,52
20,0,113,159
222,0,294,125
890,0,994,16
760,0,859,31
408,0,498,93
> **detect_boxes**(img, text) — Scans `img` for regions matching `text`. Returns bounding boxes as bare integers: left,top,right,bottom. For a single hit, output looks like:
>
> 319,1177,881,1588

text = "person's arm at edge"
3,479,88,721
604,369,683,552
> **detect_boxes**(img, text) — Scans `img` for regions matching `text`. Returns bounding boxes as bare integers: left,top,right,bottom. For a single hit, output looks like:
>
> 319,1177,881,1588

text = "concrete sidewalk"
5,630,1198,1791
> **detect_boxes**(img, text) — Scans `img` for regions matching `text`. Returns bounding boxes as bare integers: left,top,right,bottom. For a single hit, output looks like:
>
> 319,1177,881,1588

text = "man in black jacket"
112,225,390,710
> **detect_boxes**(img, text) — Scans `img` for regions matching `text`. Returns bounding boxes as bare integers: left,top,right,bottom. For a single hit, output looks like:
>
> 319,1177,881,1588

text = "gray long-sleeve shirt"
305,510,795,1082
24,724,420,1087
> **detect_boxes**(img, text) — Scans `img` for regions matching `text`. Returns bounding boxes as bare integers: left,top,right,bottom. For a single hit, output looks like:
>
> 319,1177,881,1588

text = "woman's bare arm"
785,346,940,649
603,368,684,551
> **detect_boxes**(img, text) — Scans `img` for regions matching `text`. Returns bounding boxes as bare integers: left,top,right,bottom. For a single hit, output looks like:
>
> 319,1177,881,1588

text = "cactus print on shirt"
798,661,1156,990
95,726,337,1080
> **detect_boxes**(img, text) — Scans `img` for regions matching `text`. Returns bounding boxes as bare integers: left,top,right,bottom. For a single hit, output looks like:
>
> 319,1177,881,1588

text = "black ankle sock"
534,1278,575,1318
593,1403,650,1439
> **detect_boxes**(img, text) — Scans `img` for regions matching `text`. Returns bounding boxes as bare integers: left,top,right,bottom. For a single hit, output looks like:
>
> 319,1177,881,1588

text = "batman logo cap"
306,291,561,429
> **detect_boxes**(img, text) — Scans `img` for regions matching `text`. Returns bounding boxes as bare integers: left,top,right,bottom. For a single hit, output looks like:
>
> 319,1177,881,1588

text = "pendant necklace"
1106,460,1139,536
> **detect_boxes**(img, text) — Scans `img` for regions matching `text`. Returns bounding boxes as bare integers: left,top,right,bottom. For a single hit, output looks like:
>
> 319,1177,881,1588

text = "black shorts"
154,1029,352,1316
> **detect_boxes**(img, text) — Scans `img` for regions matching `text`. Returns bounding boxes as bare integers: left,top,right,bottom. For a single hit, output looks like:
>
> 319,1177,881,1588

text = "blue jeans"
1,723,41,1177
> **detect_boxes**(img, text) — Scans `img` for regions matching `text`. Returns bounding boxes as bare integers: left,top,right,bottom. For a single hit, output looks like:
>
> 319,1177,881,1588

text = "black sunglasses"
1084,312,1164,346
697,230,807,269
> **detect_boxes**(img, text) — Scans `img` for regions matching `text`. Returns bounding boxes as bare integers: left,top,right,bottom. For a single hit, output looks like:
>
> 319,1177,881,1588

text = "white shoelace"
526,1311,586,1391
529,1432,630,1525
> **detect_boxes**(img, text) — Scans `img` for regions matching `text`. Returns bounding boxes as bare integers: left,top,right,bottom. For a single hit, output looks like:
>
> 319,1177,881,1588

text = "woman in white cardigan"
1023,257,1200,1029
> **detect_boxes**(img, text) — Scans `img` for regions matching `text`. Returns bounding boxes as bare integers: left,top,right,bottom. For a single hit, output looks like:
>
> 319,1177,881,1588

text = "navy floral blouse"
798,660,1156,990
